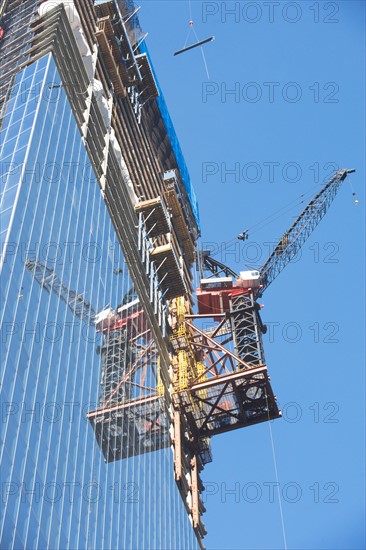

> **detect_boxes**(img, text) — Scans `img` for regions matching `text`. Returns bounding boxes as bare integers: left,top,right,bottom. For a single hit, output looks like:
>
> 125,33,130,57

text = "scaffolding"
88,395,170,462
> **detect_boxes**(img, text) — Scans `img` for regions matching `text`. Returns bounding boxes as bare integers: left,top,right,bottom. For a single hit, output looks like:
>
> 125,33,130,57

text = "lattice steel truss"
89,318,171,462
88,395,170,462
25,256,168,460
173,366,279,438
99,330,132,405
171,320,280,438
258,169,355,296
230,291,265,367
25,259,96,323
98,328,160,407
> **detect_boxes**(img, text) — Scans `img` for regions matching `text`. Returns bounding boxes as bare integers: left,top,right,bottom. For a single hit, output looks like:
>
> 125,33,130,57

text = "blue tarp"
139,42,201,232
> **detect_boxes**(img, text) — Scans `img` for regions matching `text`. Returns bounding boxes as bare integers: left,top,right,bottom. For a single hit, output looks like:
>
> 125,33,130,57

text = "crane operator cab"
197,270,263,318
236,270,261,290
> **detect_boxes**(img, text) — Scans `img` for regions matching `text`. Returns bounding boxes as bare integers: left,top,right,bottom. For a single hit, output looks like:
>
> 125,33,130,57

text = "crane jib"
256,169,355,297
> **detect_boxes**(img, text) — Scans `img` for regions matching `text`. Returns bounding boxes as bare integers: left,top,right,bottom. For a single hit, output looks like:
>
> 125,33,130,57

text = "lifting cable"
347,172,359,205
209,182,328,259
174,0,214,79
212,171,359,261
234,172,359,247
265,390,288,550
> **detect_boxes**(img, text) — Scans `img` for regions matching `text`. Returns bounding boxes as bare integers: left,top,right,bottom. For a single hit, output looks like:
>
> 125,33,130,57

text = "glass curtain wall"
0,53,198,550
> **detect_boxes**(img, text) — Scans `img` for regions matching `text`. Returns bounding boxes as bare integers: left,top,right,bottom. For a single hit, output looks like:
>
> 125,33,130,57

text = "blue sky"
139,2,365,549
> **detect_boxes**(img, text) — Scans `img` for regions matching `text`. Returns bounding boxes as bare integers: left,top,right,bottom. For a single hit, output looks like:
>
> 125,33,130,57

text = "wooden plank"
174,411,182,480
135,197,171,237
134,197,162,210
96,28,126,96
150,243,172,256
165,189,195,263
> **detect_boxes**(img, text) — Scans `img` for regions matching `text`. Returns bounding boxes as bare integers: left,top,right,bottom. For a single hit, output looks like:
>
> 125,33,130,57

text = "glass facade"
0,54,198,549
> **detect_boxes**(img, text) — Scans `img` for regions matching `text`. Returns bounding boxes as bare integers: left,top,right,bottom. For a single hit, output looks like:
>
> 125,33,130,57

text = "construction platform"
150,239,187,300
172,365,280,437
134,196,171,237
87,395,170,462
95,16,127,97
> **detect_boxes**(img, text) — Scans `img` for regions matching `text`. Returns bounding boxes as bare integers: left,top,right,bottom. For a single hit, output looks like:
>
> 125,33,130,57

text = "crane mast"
256,168,355,297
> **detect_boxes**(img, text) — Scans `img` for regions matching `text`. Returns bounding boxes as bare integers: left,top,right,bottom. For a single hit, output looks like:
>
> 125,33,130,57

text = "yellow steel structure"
156,357,164,396
169,297,209,409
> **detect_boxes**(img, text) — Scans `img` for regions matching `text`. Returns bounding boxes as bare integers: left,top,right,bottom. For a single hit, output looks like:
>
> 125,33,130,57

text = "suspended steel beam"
174,36,214,57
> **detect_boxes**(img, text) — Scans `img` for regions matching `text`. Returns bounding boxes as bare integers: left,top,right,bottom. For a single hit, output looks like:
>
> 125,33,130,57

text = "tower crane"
24,259,166,457
26,167,356,433
196,168,355,367
25,259,97,324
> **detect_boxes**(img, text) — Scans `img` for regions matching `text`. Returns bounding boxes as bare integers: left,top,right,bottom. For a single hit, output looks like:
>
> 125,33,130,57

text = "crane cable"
183,0,193,47
347,174,359,204
265,390,288,550
240,172,358,239
209,191,311,257
246,187,317,233
180,0,211,79
209,181,331,259
210,172,359,261
0,0,7,18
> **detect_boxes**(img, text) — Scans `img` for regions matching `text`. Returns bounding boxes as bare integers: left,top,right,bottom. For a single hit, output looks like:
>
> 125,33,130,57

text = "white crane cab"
236,270,261,290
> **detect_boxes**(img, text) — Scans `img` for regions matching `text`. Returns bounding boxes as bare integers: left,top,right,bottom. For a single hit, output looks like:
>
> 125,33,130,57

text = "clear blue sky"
139,2,365,549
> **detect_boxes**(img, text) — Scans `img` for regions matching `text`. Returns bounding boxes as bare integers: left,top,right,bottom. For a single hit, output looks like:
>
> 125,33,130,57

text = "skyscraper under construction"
1,1,286,548
0,0,204,547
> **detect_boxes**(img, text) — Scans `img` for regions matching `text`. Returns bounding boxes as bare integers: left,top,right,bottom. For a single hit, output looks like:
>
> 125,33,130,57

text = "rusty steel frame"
173,366,280,438
168,320,281,438
185,320,251,369
103,338,156,406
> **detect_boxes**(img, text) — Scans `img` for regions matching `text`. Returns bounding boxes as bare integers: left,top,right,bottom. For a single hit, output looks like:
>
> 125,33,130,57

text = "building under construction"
0,0,354,548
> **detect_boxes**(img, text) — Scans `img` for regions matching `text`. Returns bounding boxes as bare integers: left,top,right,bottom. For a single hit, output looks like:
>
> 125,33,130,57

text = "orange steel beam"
174,411,182,481
86,394,162,418
185,320,251,369
189,365,268,392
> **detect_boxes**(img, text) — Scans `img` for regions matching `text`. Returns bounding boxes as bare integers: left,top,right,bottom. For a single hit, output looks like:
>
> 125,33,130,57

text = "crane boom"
200,250,239,279
256,168,355,297
25,259,97,324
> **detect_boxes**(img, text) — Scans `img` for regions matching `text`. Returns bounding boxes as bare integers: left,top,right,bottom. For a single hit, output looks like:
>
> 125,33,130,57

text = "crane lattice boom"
25,259,96,323
256,169,355,297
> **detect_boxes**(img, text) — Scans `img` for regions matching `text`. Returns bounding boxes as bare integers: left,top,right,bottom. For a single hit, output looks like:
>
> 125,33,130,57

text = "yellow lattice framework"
194,361,208,402
169,296,210,399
